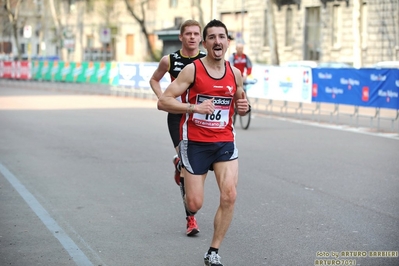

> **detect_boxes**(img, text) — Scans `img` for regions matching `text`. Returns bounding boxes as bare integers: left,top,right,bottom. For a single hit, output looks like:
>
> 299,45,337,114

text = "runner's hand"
235,92,249,115
196,98,214,114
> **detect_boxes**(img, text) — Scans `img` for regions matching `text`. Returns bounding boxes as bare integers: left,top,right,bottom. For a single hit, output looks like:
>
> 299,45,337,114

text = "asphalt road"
0,85,398,266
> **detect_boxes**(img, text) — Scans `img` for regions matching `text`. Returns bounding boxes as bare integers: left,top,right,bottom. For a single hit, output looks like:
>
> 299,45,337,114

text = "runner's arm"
150,55,169,99
233,67,250,116
228,54,235,65
158,64,213,115
245,54,253,76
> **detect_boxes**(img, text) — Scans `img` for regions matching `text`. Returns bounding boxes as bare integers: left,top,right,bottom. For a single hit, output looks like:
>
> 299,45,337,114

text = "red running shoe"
186,216,200,236
173,155,181,186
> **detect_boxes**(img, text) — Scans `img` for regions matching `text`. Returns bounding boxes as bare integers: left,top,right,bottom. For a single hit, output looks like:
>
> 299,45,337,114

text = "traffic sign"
100,27,111,43
23,25,32,38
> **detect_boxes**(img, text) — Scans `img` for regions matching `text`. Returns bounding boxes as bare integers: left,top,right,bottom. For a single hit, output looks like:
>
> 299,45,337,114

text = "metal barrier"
251,97,399,133
1,79,398,133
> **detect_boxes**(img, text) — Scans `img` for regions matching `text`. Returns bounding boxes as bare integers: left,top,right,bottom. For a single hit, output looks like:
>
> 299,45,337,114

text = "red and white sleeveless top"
180,59,237,142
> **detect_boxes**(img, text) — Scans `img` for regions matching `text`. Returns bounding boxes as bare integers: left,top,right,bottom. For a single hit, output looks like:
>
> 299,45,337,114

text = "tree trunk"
48,0,66,60
266,0,279,65
193,0,205,28
124,0,157,61
352,0,362,68
5,0,22,60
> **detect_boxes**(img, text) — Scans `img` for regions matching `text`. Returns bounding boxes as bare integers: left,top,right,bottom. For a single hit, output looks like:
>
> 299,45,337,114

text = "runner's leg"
209,160,238,248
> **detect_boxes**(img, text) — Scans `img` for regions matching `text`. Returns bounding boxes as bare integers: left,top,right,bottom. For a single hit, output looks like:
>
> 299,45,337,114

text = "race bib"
192,94,233,128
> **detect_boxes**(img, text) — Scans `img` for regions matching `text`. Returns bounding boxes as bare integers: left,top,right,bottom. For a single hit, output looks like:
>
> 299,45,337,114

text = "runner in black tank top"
167,49,206,150
149,19,205,237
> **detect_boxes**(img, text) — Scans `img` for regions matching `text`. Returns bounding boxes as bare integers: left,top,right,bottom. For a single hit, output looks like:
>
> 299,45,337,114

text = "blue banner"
116,62,170,89
312,68,399,110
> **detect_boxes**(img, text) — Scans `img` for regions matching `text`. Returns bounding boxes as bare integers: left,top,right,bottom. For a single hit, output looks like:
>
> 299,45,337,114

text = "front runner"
158,19,250,266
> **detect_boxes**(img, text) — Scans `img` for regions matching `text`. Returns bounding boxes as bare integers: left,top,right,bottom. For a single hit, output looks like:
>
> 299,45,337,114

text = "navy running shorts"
179,140,238,175
167,113,182,148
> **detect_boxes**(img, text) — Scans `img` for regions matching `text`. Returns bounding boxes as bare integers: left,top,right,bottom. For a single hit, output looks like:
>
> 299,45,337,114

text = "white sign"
100,27,111,43
247,64,313,103
23,25,32,38
64,38,75,50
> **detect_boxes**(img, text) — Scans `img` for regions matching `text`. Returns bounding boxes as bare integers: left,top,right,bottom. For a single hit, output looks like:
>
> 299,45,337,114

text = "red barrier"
0,60,32,80
16,61,31,80
0,61,15,79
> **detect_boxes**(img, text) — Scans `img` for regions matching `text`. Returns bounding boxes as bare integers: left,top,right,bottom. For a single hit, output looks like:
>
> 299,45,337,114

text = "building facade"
0,0,398,67
219,0,399,67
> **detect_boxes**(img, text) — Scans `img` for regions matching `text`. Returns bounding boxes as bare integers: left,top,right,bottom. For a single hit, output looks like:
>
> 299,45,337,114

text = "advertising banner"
84,62,96,83
41,61,51,81
44,61,58,81
61,62,73,82
312,68,399,110
96,62,111,84
31,61,42,80
109,62,119,86
50,61,60,81
246,65,313,103
117,62,170,89
117,63,140,87
137,62,170,90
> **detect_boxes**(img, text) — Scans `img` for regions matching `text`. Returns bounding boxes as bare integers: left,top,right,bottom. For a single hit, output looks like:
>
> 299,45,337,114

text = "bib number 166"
205,110,222,120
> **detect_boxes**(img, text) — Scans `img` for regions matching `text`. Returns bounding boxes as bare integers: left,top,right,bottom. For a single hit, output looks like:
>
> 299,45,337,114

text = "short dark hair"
202,19,229,41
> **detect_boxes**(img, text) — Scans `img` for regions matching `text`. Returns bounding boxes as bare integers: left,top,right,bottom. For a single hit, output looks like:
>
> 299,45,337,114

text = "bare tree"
192,0,205,28
267,0,279,65
352,0,362,67
124,0,157,61
48,0,66,60
4,0,22,60
96,0,122,61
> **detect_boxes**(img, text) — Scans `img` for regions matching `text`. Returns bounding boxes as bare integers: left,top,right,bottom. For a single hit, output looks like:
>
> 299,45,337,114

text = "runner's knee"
220,186,237,207
186,195,203,213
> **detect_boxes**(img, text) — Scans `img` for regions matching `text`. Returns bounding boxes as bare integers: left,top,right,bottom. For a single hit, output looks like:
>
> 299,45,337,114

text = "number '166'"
205,110,222,120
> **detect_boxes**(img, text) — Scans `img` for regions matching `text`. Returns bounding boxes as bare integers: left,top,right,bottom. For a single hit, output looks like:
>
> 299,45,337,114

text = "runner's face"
236,44,244,55
203,27,229,61
180,26,201,51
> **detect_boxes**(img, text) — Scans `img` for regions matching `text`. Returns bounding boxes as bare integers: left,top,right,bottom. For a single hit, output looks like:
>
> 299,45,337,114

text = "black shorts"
179,140,238,175
167,113,182,148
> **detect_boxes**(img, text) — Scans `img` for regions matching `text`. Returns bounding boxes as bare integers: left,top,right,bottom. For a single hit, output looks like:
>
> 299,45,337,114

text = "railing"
1,60,398,133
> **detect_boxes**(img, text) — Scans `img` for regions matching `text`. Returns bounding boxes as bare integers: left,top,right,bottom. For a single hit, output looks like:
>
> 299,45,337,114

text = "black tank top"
168,50,206,81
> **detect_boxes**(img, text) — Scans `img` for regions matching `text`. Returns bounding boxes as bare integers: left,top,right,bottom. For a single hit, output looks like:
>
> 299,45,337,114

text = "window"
86,0,94,13
86,35,94,48
361,3,368,49
0,41,12,54
148,34,156,52
263,9,269,47
148,0,156,10
332,5,341,48
285,7,293,46
106,0,114,12
174,17,183,27
67,0,76,13
305,7,321,60
170,0,177,8
36,0,43,12
126,34,134,55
